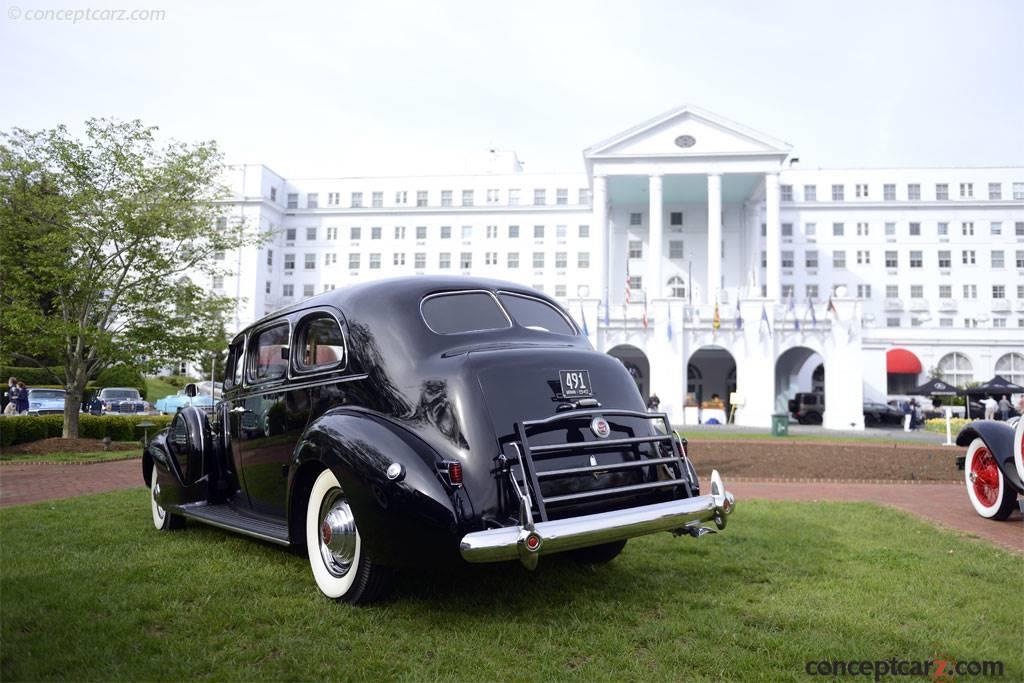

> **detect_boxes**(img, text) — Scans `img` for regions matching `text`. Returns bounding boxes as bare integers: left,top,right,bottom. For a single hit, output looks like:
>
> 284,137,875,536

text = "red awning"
886,348,922,374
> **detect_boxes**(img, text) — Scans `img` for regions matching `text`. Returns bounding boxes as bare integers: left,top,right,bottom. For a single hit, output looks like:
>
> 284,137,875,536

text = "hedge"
0,415,173,449
0,366,64,385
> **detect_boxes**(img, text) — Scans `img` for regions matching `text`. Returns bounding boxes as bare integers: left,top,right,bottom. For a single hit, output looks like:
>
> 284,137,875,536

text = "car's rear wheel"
964,438,1017,520
569,539,627,565
305,468,389,603
150,469,184,531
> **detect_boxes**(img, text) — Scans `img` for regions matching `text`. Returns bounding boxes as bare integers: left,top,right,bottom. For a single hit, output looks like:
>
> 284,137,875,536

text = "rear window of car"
421,292,511,334
30,390,65,400
295,314,346,371
497,293,576,335
251,323,290,382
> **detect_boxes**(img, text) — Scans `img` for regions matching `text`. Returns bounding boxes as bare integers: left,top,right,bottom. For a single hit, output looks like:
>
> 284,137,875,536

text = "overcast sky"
2,0,1022,177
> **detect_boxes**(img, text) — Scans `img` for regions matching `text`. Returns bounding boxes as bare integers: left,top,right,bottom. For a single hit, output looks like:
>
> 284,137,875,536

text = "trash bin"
771,414,789,437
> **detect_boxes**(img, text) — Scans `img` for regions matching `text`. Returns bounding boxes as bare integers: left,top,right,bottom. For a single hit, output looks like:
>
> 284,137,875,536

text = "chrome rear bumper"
460,469,735,569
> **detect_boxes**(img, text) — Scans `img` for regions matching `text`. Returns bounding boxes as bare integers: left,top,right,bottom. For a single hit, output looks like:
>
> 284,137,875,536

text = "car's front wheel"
305,468,389,603
150,469,184,531
964,438,1017,520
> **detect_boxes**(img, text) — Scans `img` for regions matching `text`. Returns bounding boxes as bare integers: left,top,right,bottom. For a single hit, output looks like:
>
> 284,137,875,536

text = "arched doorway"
776,346,825,421
608,344,650,399
688,346,737,420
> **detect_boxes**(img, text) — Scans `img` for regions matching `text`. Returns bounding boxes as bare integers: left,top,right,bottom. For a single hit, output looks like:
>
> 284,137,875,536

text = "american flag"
642,290,649,329
623,257,631,320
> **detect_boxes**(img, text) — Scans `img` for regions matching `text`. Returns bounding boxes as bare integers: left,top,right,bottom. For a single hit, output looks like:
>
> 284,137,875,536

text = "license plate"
559,369,593,398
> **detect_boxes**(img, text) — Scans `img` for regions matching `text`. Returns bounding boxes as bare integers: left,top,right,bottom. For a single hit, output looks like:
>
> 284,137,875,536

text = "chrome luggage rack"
498,408,694,524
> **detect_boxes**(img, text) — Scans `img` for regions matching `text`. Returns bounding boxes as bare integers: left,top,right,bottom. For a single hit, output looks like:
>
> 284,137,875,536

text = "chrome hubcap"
318,490,356,577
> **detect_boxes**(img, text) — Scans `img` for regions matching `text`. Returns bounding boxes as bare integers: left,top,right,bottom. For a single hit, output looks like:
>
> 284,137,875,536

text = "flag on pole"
642,291,649,330
603,293,610,326
827,296,839,320
667,304,673,341
624,259,631,321
580,303,589,337
788,296,799,331
760,303,772,338
808,299,817,328
735,298,743,330
712,300,721,331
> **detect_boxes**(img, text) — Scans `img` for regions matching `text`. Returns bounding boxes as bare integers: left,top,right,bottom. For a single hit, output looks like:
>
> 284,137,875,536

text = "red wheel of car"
1013,419,1024,484
963,438,1017,520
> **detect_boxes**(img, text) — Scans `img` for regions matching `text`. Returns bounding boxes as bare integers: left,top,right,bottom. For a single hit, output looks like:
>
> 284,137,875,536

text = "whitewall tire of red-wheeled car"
964,437,1017,520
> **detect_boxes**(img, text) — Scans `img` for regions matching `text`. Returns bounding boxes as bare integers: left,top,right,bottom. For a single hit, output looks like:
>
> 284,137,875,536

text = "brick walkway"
0,459,141,508
730,480,1023,553
1,460,1020,553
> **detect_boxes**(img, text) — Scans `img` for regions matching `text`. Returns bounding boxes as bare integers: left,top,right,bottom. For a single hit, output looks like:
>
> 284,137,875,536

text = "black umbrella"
910,378,961,397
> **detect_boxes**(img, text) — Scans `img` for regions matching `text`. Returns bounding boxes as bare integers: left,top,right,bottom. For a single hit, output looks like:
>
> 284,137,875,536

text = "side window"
225,341,244,389
250,323,290,382
295,314,346,371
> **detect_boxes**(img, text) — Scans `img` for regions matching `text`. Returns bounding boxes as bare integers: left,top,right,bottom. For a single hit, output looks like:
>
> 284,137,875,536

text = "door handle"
230,406,247,413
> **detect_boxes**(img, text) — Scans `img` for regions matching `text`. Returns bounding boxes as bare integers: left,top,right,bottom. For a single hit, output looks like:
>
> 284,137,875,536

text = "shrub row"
2,365,147,397
0,414,173,448
0,366,64,385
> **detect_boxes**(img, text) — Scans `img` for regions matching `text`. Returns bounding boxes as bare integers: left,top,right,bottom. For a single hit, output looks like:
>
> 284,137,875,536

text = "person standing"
997,395,1011,421
15,381,30,415
902,400,912,432
3,377,19,416
982,395,998,421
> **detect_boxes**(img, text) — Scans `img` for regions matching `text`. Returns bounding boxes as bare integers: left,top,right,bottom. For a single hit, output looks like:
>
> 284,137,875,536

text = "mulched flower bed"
1,437,139,455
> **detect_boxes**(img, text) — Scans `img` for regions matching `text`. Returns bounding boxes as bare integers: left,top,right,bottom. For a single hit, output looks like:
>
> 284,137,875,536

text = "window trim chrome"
245,319,293,386
419,289,513,335
289,306,349,379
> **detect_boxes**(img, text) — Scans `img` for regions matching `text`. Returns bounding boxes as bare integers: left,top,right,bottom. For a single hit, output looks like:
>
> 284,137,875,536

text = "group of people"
901,399,924,432
981,394,1016,421
2,377,30,416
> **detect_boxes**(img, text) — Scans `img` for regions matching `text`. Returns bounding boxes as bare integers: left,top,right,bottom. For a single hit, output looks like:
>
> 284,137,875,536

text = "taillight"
439,461,463,488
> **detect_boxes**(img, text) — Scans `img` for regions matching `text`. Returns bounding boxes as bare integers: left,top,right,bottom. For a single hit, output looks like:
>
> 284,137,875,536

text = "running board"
176,502,290,546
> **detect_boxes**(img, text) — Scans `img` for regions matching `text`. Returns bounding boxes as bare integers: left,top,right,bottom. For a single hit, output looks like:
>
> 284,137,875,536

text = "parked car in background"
154,381,222,415
27,388,67,416
144,277,736,603
862,401,903,426
98,387,148,414
788,392,823,424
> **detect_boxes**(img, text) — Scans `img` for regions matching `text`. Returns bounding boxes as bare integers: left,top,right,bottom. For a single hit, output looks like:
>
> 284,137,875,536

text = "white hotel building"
213,106,1024,429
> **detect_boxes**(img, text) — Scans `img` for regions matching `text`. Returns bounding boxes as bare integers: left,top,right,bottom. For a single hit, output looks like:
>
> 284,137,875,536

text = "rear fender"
956,420,1024,493
288,410,473,566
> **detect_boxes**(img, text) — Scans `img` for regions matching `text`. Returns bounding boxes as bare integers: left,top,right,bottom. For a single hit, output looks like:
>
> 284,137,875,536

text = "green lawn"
0,449,141,464
144,377,179,403
1,491,1020,681
677,430,934,446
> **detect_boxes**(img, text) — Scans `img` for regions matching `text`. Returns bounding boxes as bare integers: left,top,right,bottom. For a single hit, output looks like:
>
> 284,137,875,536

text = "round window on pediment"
674,135,696,148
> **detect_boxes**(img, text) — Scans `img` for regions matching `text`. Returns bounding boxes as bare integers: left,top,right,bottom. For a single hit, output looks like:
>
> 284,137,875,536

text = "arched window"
938,352,973,387
995,352,1024,385
667,276,686,299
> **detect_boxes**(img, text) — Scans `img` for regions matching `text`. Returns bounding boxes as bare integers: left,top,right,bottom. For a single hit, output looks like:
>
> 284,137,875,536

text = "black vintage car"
144,277,735,603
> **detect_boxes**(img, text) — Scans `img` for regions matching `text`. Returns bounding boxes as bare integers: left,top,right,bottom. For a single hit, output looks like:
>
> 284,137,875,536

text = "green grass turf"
677,430,936,446
0,449,141,464
1,490,1020,681
144,377,179,403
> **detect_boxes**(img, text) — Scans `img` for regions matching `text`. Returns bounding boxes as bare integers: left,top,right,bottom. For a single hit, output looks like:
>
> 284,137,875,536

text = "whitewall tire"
305,468,388,603
1013,418,1024,485
151,468,183,531
964,438,1017,521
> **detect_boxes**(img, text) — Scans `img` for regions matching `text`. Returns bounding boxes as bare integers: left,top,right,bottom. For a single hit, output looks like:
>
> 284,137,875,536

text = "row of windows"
272,281,576,301
771,283,1024,302
780,182,1024,202
772,221,1024,239
272,251,594,271
279,224,592,242
770,249,1024,269
283,188,592,210
886,317,1024,329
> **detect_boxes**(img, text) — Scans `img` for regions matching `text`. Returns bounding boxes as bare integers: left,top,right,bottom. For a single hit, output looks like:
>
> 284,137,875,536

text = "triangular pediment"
585,105,792,159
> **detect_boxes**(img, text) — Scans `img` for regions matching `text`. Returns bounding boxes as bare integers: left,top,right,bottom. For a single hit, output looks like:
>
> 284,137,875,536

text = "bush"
0,366,64,386
157,375,197,389
924,417,973,435
95,365,146,397
0,415,173,448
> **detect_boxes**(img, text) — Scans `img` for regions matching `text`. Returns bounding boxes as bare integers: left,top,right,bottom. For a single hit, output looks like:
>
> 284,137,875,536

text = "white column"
765,172,781,300
648,174,663,299
593,175,609,307
706,173,722,304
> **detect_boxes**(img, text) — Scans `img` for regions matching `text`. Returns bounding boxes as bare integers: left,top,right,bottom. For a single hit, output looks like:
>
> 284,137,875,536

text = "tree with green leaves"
0,119,257,437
